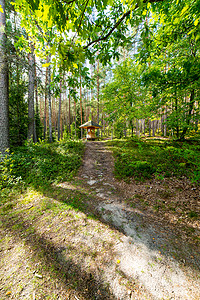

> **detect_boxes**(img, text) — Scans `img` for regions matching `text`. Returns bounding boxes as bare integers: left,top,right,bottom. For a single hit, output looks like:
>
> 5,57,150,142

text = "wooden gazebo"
80,121,102,140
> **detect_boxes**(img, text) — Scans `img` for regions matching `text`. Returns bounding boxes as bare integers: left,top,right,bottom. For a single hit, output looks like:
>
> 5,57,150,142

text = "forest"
0,0,200,299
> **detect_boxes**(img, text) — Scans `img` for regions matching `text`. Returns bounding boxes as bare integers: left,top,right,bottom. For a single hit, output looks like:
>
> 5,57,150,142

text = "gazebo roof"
80,120,102,129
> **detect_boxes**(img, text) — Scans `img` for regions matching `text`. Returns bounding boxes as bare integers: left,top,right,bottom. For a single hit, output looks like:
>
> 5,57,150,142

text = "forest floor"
0,141,200,299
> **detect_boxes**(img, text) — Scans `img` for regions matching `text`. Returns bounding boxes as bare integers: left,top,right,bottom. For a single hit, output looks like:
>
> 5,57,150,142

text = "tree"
27,42,36,141
140,0,200,139
0,0,9,155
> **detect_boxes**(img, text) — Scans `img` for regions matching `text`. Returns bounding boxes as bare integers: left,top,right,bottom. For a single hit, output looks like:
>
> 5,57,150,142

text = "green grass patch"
106,137,200,183
0,139,84,203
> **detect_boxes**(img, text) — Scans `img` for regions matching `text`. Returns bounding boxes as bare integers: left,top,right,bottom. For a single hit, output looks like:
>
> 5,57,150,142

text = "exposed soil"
77,141,200,299
0,140,199,300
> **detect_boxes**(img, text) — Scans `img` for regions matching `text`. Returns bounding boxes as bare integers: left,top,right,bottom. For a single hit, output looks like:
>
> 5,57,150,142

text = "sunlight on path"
78,141,200,300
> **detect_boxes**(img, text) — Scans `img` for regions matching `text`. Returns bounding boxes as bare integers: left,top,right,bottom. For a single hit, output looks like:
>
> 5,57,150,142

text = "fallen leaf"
6,291,11,296
117,259,121,264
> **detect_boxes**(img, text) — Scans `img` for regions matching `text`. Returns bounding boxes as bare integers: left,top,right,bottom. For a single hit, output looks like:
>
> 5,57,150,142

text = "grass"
0,139,85,204
106,136,200,183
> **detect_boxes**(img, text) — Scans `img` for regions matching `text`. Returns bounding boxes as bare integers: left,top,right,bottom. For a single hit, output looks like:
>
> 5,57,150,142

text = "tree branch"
84,0,164,49
84,10,131,49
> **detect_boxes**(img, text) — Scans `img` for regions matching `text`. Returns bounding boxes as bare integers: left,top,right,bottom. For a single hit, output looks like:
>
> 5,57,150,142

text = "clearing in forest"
0,141,200,300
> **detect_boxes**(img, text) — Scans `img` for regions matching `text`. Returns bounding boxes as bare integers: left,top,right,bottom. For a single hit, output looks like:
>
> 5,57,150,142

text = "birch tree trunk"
0,0,9,155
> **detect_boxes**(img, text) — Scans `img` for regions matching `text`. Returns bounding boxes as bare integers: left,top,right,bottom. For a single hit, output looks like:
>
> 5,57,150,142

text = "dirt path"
76,141,200,299
0,141,199,300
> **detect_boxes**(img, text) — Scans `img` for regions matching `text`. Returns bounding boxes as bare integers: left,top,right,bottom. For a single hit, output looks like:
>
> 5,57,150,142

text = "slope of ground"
0,141,199,299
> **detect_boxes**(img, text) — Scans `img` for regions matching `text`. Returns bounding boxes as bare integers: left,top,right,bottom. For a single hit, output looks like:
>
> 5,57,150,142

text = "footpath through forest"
0,141,200,300
74,141,200,299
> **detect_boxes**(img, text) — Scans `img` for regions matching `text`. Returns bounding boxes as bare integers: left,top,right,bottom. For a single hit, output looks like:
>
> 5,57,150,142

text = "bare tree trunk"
97,58,100,137
152,120,155,137
52,97,56,139
0,0,9,155
34,64,38,142
44,64,48,139
143,119,146,135
58,79,62,141
164,107,167,137
74,100,77,137
80,75,83,138
136,119,140,137
47,55,52,142
149,119,151,136
27,43,36,142
180,89,195,140
68,93,71,135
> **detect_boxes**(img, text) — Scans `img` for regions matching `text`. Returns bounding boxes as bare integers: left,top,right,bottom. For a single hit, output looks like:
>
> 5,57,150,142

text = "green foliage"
0,140,84,201
107,138,200,183
9,81,28,146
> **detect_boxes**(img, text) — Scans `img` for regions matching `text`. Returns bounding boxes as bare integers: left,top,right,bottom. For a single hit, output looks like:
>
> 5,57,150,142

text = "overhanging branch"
84,0,164,49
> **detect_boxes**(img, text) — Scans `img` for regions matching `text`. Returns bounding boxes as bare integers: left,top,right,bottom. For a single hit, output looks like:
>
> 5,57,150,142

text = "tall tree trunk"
180,89,195,140
80,75,83,138
68,93,71,134
47,55,52,142
148,119,151,136
152,120,155,137
164,107,167,137
0,0,9,155
97,58,100,137
52,97,56,139
43,65,48,139
34,64,38,142
58,79,62,141
74,100,77,137
16,61,21,145
175,89,179,138
27,43,36,142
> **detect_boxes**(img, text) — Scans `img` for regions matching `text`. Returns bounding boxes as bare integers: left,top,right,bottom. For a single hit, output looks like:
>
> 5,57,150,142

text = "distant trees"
0,0,199,153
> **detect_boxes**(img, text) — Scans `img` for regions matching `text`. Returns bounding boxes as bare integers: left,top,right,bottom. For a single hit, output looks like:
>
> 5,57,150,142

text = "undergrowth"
106,136,200,183
0,139,84,203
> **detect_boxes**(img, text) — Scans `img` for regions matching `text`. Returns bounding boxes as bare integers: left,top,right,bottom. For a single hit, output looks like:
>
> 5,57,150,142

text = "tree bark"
180,89,195,140
43,65,48,139
80,75,83,138
47,55,52,142
97,58,100,137
0,0,9,155
68,93,71,134
27,43,36,142
58,79,62,141
74,100,77,137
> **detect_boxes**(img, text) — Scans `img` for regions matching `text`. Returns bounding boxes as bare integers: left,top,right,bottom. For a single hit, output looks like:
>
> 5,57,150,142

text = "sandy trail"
77,141,200,300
